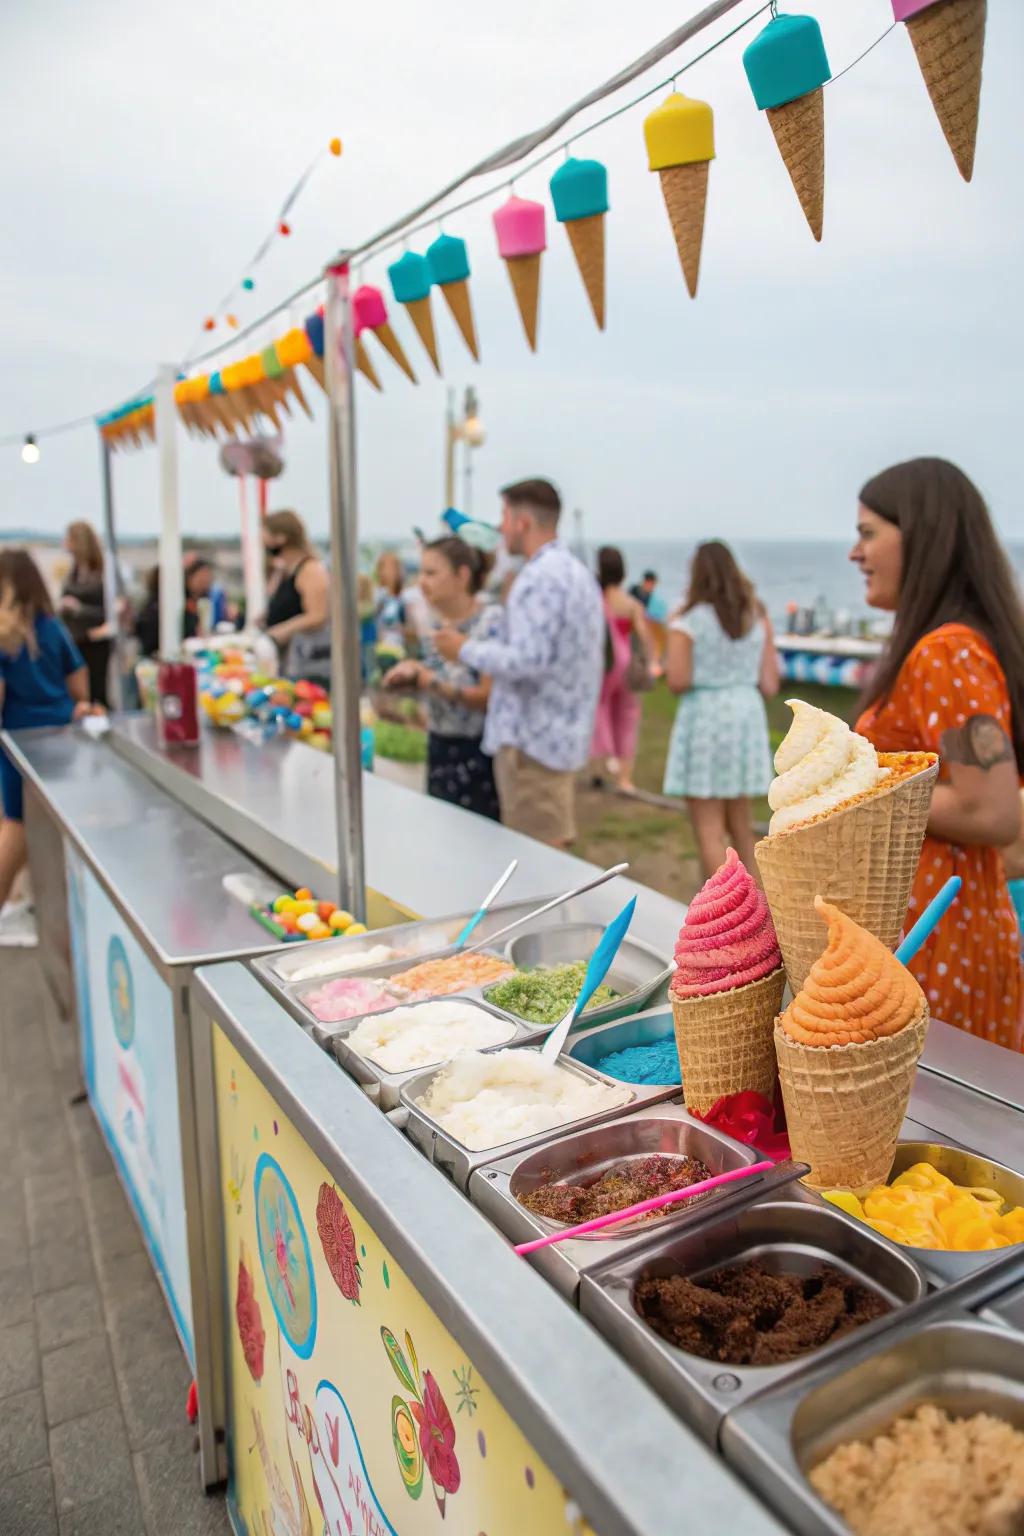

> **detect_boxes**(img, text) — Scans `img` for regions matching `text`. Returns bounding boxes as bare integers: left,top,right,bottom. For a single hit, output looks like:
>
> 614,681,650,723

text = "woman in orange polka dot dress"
852,459,1024,1052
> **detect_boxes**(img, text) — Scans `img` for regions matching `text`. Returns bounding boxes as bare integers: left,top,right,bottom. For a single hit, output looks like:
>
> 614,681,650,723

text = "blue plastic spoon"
895,876,962,966
541,896,638,1063
454,860,518,948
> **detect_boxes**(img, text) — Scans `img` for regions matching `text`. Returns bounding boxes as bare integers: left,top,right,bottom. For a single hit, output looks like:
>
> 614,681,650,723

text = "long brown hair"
424,537,493,596
684,540,758,640
0,549,54,657
264,509,311,554
66,520,103,575
858,458,1024,772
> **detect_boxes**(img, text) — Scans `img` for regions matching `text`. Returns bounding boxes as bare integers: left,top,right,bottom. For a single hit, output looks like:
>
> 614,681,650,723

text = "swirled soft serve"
768,700,886,833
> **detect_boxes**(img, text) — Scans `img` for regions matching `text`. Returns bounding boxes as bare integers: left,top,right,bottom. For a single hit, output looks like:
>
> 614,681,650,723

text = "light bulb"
21,435,40,465
461,416,486,448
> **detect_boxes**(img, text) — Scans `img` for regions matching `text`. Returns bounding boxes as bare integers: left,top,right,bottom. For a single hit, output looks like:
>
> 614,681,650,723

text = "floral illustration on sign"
382,1326,461,1516
227,1148,247,1215
452,1364,479,1416
235,1243,266,1383
254,1154,317,1359
315,1183,362,1303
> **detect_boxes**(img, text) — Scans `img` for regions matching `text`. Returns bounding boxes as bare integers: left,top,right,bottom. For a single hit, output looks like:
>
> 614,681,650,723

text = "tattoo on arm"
939,715,1014,770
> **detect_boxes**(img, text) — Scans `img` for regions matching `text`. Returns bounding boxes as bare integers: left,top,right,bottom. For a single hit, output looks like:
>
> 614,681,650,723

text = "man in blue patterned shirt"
434,479,603,846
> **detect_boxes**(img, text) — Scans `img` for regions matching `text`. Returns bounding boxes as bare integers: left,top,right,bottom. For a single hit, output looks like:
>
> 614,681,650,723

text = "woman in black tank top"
261,511,332,686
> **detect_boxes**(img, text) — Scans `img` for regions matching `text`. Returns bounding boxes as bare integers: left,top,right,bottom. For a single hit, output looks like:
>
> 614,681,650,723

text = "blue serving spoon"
454,860,518,948
541,896,638,1063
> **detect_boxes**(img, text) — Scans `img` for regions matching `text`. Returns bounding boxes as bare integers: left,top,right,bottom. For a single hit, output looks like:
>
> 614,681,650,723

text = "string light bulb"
242,277,255,291
329,137,343,157
21,434,40,465
278,221,291,237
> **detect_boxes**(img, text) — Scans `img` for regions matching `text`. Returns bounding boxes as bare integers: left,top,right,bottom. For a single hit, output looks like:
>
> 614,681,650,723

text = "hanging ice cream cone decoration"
353,285,416,382
387,253,441,374
493,195,546,351
426,234,479,360
302,313,327,392
550,158,609,327
643,95,714,298
743,12,831,240
284,367,314,419
893,0,985,180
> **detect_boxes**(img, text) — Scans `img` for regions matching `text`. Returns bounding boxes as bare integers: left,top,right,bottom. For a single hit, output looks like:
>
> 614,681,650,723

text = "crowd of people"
2,458,1024,1049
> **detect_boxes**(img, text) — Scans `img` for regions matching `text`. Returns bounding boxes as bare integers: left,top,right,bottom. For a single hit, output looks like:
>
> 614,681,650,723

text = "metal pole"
99,438,124,710
155,366,183,657
444,387,457,508
324,264,367,920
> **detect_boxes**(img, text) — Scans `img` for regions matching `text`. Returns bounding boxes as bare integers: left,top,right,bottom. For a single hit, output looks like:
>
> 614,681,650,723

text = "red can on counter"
156,660,200,747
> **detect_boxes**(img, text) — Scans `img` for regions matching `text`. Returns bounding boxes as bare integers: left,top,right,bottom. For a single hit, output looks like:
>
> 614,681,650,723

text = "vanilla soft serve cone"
775,898,929,1191
755,701,938,994
670,849,786,1115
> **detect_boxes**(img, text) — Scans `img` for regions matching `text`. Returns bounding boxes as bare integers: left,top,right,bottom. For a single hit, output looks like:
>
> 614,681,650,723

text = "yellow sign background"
214,1027,596,1536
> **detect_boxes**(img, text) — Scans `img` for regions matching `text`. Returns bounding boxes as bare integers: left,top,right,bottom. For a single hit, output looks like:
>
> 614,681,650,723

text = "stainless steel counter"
107,714,686,951
191,961,786,1536
2,724,279,977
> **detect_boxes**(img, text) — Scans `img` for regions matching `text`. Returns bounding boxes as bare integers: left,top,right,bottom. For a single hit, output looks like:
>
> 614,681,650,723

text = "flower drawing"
235,1244,265,1382
410,1370,461,1496
316,1183,362,1302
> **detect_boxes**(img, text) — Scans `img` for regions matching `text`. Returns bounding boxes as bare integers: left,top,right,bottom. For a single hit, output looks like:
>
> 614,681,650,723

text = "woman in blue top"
0,550,92,915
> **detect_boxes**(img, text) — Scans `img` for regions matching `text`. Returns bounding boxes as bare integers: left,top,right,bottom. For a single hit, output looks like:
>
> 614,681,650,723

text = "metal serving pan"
721,1316,1024,1536
579,1199,927,1446
565,1007,681,1098
799,1140,1024,1289
977,1277,1024,1331
468,1104,760,1301
324,995,535,1111
497,923,674,1029
399,1050,656,1192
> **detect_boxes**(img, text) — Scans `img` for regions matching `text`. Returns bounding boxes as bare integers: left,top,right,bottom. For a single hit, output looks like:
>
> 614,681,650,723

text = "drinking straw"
895,876,962,966
513,1160,774,1255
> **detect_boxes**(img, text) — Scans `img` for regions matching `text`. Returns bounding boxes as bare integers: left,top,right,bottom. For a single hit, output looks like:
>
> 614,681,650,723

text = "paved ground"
0,950,231,1535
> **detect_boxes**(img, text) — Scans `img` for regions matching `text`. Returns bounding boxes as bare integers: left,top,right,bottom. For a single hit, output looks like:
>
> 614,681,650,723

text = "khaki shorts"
494,747,577,847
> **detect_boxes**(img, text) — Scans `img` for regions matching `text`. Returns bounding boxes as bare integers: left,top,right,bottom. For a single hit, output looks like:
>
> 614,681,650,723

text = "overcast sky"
1,0,1021,547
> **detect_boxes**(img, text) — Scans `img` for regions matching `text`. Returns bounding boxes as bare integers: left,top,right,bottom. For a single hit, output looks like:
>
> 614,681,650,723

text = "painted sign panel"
66,843,194,1363
213,1026,597,1536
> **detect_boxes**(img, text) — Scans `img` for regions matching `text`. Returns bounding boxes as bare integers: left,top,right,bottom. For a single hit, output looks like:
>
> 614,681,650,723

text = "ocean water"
603,538,1024,631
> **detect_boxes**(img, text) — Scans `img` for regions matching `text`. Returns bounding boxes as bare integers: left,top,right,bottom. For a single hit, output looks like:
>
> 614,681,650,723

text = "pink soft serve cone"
670,849,786,1114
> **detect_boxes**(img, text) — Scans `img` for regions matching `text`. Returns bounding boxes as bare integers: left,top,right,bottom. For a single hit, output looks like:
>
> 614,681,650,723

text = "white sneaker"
0,904,39,947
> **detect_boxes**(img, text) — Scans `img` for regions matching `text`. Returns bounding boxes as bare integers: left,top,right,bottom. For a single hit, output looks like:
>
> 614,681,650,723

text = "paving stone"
106,1291,180,1370
42,1335,118,1428
49,1409,134,1514
65,1110,112,1180
35,1283,104,1355
57,1488,145,1536
81,1174,143,1261
114,1340,193,1453
29,1235,96,1298
93,1246,159,1314
0,1465,58,1536
135,1442,231,1536
0,1387,49,1478
24,1180,86,1248
0,1261,35,1326
0,1318,40,1397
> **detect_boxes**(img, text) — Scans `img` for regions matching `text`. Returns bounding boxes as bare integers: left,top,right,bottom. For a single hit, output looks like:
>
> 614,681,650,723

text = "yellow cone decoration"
643,96,714,298
894,0,985,181
743,13,831,241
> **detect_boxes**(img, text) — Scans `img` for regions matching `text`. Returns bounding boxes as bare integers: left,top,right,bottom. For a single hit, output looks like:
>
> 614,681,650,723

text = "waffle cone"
439,279,480,360
565,214,606,328
284,368,314,420
766,88,825,240
755,754,938,996
906,0,985,181
403,297,441,374
302,355,326,394
657,162,709,298
354,337,382,392
504,253,541,350
372,321,417,382
671,967,786,1116
775,1007,929,1192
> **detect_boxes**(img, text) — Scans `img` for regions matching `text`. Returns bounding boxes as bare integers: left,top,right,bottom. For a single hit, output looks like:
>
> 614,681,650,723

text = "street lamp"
21,434,40,465
444,387,485,514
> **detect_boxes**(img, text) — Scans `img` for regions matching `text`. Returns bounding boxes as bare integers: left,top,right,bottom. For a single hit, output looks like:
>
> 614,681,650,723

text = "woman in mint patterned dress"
663,541,778,879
